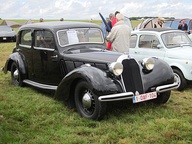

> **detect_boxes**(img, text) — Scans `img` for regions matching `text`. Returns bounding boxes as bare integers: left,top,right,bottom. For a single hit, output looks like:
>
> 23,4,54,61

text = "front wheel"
173,69,187,91
74,81,106,120
153,91,171,104
11,62,23,86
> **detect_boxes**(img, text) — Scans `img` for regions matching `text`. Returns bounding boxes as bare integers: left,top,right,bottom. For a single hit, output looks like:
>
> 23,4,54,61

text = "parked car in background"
134,18,159,30
0,25,16,42
3,22,178,120
129,28,192,91
164,18,192,34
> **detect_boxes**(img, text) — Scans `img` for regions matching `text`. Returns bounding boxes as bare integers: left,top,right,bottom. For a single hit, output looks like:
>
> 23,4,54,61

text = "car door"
129,34,166,61
18,29,34,80
32,29,62,85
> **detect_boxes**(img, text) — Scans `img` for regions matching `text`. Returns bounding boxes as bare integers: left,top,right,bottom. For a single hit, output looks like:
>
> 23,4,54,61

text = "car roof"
19,21,101,31
132,28,183,34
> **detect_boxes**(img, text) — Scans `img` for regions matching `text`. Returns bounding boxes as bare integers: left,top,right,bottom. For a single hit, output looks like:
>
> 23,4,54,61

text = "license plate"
133,91,157,103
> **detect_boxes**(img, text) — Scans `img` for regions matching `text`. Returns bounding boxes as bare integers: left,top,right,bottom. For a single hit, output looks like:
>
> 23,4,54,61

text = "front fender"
55,65,123,101
3,52,26,76
142,58,174,92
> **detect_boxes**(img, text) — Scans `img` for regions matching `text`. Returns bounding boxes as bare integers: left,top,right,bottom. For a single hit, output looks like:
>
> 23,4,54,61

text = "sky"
0,0,192,20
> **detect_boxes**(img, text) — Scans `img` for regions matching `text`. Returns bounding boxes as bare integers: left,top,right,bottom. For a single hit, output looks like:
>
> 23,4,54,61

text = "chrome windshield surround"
56,28,104,47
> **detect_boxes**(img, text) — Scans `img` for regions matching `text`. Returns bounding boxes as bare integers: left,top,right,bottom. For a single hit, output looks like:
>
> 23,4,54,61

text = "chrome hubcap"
13,69,19,80
82,92,92,109
174,73,180,86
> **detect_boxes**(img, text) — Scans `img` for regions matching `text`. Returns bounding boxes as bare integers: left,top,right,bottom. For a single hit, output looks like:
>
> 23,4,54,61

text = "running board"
23,80,57,90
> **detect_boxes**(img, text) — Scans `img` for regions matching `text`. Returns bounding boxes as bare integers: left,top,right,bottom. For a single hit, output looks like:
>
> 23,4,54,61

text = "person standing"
154,17,164,28
107,11,120,50
106,13,131,53
40,18,44,22
178,20,188,33
60,18,64,21
111,11,120,27
106,13,114,32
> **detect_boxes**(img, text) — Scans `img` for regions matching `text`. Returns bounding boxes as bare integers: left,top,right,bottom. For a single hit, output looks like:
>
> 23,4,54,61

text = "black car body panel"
3,21,179,120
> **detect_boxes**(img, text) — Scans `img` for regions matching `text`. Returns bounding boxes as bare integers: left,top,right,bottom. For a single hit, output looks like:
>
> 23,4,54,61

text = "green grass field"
0,22,192,144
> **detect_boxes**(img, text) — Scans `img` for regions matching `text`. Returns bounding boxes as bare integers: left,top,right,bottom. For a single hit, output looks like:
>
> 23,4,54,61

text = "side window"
130,35,137,48
20,30,32,46
34,30,54,49
139,35,159,49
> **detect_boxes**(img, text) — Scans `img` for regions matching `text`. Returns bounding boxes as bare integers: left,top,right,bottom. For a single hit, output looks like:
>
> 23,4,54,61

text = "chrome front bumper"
98,81,179,102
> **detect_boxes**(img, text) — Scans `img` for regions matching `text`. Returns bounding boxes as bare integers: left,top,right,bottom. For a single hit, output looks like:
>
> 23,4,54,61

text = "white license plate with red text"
133,91,157,103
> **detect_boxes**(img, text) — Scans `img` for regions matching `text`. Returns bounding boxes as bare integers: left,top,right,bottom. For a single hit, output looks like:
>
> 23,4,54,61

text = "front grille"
121,59,144,94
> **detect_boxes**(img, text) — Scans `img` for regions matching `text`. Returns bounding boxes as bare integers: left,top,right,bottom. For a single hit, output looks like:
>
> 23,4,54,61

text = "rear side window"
139,35,160,49
20,30,31,46
130,35,137,48
34,30,55,49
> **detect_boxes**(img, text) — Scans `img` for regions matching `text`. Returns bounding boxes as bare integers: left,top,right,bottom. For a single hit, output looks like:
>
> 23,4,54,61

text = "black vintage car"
3,21,179,120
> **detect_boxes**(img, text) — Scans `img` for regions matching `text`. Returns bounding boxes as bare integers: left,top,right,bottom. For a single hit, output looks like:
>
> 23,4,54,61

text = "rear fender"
55,65,123,101
3,52,27,76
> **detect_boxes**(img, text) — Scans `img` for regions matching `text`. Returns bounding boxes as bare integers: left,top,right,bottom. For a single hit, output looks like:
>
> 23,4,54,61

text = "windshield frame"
56,28,104,47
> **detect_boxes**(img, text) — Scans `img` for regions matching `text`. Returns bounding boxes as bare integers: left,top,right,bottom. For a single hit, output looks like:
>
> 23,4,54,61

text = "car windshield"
57,28,104,47
0,26,12,32
161,32,192,48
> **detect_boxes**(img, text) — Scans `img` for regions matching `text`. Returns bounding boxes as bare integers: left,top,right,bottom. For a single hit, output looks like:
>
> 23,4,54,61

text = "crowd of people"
104,13,191,53
103,11,132,54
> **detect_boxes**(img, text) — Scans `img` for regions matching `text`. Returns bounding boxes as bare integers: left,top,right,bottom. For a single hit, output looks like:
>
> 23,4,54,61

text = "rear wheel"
173,69,187,91
11,62,23,86
74,81,106,120
153,91,171,104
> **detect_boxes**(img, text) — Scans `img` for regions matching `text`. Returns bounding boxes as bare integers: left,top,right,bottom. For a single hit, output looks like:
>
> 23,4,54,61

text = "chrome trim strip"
98,92,134,102
34,46,55,51
23,80,57,90
156,81,179,93
98,81,179,102
19,44,31,48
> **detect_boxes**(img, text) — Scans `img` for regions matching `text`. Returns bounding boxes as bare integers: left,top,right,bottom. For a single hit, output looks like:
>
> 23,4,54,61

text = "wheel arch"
3,52,27,76
54,65,123,105
170,65,189,81
171,66,187,90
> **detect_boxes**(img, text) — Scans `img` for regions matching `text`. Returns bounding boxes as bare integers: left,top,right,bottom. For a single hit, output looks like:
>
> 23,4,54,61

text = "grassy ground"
0,27,192,143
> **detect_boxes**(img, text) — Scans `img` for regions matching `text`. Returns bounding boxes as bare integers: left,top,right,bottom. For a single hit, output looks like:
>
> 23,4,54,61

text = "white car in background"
129,28,192,90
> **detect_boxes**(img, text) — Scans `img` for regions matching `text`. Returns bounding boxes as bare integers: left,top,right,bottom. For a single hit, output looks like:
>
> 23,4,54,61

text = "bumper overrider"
98,81,179,102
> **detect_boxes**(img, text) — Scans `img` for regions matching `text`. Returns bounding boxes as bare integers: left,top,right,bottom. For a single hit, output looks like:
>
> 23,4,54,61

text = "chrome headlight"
109,62,123,76
142,57,155,71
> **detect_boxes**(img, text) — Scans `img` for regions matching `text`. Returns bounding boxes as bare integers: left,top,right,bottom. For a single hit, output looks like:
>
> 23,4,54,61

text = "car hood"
166,46,192,60
0,31,16,37
63,50,124,63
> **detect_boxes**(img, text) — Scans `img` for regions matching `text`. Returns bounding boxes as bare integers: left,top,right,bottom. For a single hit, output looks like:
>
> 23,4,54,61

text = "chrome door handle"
51,55,58,58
